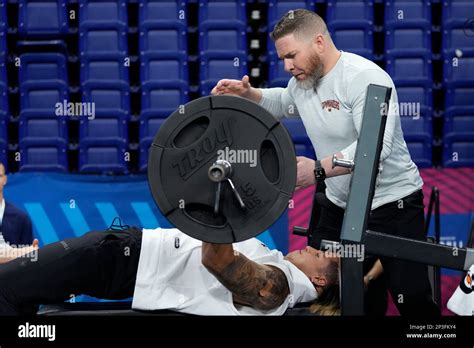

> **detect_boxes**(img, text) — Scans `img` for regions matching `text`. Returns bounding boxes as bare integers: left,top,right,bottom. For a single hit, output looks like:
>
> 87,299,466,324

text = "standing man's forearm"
243,87,263,104
321,151,352,178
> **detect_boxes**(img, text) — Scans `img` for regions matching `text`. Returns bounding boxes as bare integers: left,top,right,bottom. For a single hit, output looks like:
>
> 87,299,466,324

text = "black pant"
310,189,440,316
0,227,142,315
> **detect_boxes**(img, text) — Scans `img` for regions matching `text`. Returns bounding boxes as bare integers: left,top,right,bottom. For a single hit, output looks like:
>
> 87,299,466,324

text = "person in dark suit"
0,163,33,246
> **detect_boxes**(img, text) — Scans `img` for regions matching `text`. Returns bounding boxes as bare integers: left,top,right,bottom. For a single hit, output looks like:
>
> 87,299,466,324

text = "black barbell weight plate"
148,95,296,243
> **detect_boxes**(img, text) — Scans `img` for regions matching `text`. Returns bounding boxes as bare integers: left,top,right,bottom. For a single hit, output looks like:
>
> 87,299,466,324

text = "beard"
295,53,324,91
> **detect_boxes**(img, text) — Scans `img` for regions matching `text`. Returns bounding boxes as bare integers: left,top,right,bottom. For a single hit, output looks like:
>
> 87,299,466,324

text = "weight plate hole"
260,139,280,184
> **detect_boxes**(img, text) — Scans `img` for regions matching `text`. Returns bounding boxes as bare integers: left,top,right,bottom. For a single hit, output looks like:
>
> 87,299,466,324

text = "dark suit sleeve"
20,214,33,245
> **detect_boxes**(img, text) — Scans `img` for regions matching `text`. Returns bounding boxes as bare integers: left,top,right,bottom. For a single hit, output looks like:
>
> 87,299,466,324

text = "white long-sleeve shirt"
259,51,423,209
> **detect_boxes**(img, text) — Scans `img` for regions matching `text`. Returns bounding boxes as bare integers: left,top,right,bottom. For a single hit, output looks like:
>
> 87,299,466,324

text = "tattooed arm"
201,242,290,310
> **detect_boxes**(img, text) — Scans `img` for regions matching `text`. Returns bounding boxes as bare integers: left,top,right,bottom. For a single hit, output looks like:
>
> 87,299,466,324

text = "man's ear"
258,281,274,298
313,34,325,52
310,275,327,287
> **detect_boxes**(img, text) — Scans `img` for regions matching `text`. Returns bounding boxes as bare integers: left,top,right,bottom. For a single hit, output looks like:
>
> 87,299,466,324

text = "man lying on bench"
0,226,340,315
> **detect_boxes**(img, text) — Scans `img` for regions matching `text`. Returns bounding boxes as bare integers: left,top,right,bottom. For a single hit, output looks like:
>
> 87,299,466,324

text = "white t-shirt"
258,51,423,209
132,228,317,315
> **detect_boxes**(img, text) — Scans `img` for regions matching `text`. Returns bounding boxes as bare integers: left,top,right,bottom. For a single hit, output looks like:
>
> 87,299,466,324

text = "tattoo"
208,253,290,311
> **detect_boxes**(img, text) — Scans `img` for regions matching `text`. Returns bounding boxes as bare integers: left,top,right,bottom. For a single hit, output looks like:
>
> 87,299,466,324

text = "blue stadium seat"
443,56,474,88
140,52,188,83
444,57,474,119
0,1,6,33
199,27,247,55
268,58,291,88
19,81,68,111
392,47,434,148
79,23,128,56
0,112,6,167
442,1,474,57
0,82,8,119
0,4,6,168
0,30,5,59
140,117,165,145
197,1,248,63
396,85,433,111
0,1,6,58
268,1,315,32
326,0,374,28
81,81,130,116
331,29,374,60
79,115,128,144
139,140,151,172
19,144,68,172
326,0,374,59
141,82,189,117
385,28,431,57
79,0,128,26
396,86,433,157
386,51,433,152
139,25,187,55
19,110,67,143
200,53,248,95
443,139,474,167
199,0,246,24
16,39,67,54
385,0,431,31
444,110,474,142
0,61,6,97
18,0,68,37
400,115,432,143
139,0,187,28
0,61,8,118
19,53,68,84
80,54,129,82
18,107,69,173
386,56,433,86
79,144,128,173
198,1,247,56
281,119,315,159
78,80,129,176
442,0,474,29
406,141,432,168
445,88,474,117
442,28,474,57
139,117,165,171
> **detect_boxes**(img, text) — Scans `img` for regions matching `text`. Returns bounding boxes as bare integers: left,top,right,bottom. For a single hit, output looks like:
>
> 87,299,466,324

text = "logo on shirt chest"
321,100,340,112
